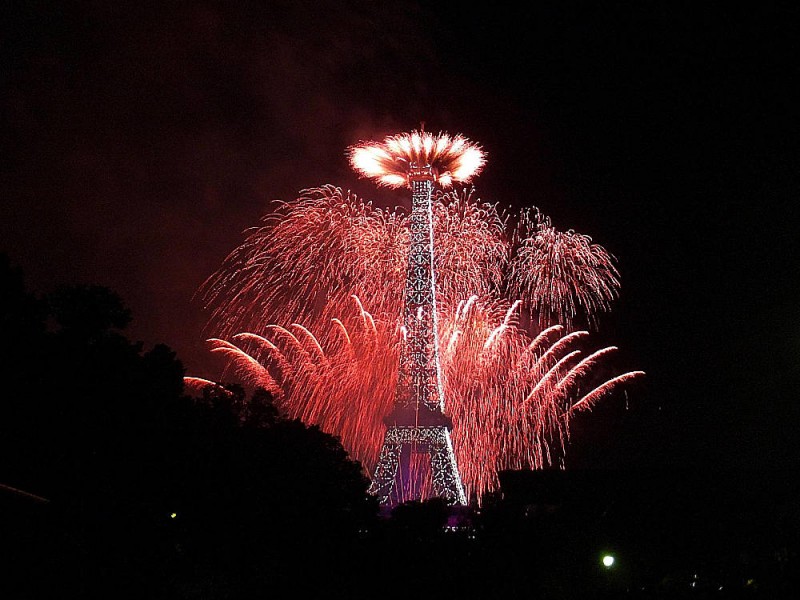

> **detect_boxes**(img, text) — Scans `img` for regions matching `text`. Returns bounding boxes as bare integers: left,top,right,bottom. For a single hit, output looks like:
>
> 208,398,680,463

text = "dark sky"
2,1,798,471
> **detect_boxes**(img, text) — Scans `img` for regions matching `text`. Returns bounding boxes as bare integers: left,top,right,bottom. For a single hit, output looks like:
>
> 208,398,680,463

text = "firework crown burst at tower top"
347,130,486,189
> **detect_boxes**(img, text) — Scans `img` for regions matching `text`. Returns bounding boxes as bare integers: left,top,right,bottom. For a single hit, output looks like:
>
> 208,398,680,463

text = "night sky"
3,1,798,472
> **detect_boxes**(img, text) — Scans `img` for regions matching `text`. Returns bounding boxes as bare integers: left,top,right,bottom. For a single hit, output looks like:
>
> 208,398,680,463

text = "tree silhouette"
0,254,378,599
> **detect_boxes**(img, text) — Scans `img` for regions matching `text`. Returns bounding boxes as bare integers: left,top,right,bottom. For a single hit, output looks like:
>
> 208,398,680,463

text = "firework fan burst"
348,129,486,188
193,133,643,503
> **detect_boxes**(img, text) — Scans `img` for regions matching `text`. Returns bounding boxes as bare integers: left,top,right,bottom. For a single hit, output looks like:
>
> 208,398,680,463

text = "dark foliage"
0,254,377,599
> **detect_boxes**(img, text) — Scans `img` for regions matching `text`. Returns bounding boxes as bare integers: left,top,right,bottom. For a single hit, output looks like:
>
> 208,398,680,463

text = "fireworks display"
195,163,643,502
348,129,486,188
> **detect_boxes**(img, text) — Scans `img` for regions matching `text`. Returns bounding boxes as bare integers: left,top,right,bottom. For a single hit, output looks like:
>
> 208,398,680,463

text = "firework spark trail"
287,323,328,368
183,376,233,396
195,183,643,502
570,371,647,414
206,338,281,395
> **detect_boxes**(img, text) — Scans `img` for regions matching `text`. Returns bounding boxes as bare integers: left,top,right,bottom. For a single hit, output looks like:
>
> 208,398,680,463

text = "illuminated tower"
348,130,485,505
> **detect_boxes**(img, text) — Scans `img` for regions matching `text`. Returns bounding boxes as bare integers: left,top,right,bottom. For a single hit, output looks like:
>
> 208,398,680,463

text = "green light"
602,554,615,568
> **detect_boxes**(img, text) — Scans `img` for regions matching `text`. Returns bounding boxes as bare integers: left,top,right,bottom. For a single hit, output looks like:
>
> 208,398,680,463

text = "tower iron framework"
368,169,466,505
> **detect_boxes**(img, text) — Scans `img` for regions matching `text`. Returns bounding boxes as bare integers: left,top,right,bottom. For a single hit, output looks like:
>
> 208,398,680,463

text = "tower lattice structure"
368,166,467,505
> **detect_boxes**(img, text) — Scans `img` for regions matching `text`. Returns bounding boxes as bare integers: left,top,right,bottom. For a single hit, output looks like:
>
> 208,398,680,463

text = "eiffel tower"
369,171,465,505
349,131,484,506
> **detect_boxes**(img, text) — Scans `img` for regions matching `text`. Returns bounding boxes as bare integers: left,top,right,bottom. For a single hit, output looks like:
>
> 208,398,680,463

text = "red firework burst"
194,184,643,502
509,208,621,329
